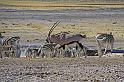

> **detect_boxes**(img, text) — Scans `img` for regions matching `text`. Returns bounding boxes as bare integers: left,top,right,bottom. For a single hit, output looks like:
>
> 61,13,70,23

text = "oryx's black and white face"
46,36,52,43
46,21,61,43
46,34,62,43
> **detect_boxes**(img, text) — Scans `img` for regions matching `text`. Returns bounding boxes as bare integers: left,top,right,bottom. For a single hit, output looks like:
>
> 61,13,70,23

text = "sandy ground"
0,6,124,82
0,57,124,82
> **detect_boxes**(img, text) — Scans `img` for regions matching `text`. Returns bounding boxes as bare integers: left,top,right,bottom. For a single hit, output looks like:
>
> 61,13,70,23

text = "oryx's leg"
60,45,65,58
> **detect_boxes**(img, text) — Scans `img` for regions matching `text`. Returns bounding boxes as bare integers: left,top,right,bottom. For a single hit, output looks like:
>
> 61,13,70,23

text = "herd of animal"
0,21,114,58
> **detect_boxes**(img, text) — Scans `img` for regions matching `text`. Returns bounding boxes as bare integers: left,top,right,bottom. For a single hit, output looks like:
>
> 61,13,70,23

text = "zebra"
42,43,59,58
63,44,78,57
63,43,88,58
26,43,60,58
1,36,20,58
0,32,5,58
25,45,43,58
95,32,114,57
46,21,87,57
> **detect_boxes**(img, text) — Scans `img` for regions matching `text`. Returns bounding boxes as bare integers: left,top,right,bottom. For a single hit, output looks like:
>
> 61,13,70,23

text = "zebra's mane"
3,36,20,45
96,33,113,40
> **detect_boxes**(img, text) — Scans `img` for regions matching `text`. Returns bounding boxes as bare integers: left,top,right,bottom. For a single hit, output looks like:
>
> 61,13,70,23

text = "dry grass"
0,0,124,41
1,19,124,40
0,0,124,10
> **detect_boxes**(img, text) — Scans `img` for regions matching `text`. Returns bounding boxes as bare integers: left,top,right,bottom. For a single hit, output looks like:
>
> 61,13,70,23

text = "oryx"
95,32,114,57
46,21,87,58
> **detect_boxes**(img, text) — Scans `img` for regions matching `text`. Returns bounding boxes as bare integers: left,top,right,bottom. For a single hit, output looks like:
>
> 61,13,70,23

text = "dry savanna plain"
0,0,124,82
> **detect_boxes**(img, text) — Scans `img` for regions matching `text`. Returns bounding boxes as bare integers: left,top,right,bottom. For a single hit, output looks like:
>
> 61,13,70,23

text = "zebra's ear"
46,39,49,43
110,32,112,35
83,35,86,38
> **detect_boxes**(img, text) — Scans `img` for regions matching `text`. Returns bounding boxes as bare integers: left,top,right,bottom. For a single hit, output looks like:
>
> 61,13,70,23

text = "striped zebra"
96,32,114,57
0,33,4,58
24,43,62,58
42,43,87,58
25,45,43,58
42,43,58,58
1,36,20,58
63,43,87,58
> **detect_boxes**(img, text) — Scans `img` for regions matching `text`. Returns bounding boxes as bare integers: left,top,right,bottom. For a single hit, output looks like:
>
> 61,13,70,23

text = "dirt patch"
0,57,124,82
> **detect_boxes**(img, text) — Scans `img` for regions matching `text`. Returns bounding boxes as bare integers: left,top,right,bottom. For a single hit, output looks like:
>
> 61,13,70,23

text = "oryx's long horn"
48,21,59,37
48,20,60,37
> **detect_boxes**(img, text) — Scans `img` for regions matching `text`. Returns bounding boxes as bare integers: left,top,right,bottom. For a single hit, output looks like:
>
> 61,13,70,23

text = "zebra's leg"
103,43,108,55
77,42,87,58
97,41,103,57
31,50,35,58
55,45,63,58
41,49,45,58
16,49,21,58
53,48,59,57
83,46,87,58
59,48,63,58
32,50,35,58
11,46,16,58
0,45,2,58
110,43,114,52
0,51,4,58
71,49,74,57
0,52,2,58
76,44,80,57
26,49,31,58
0,46,3,58
70,49,73,57
34,50,38,58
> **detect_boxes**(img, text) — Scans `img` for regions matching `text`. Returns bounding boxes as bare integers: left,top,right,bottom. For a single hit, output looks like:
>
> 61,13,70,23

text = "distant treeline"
11,0,124,3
